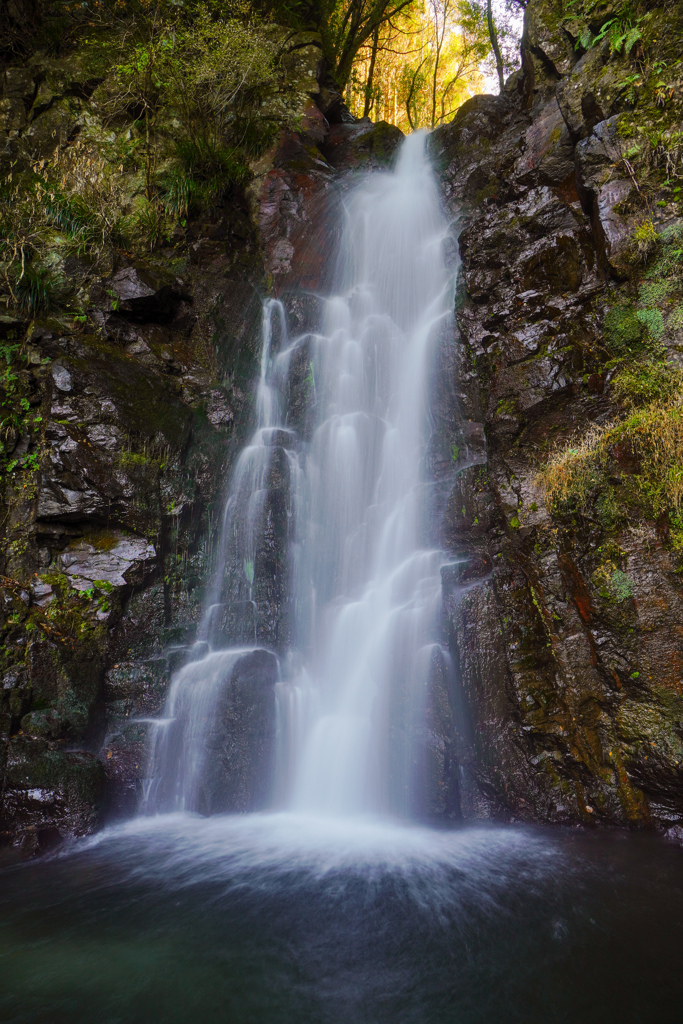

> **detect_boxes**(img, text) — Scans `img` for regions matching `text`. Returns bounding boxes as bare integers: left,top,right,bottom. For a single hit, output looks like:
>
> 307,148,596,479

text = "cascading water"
282,131,454,816
145,130,455,819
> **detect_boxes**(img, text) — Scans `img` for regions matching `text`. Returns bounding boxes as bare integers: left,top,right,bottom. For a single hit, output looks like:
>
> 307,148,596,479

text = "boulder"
201,648,279,814
322,119,404,170
108,265,190,323
59,533,156,593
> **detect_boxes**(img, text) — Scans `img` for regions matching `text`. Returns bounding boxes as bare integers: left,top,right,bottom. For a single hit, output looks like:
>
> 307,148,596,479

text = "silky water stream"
1,133,682,1024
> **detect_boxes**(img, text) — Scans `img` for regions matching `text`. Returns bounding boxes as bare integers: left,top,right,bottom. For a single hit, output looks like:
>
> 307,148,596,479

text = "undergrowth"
541,397,683,519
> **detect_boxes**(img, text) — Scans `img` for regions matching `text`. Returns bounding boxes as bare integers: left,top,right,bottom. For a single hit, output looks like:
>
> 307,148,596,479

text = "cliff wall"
432,0,683,833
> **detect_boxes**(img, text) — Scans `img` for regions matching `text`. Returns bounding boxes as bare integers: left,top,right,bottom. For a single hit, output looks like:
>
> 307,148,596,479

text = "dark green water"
0,813,681,1024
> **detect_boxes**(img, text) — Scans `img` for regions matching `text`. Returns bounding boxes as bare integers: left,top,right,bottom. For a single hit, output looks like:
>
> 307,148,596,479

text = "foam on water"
75,812,562,921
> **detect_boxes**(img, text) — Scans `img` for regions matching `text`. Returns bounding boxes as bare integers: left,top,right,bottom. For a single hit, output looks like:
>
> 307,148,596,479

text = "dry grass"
541,400,683,517
540,423,610,511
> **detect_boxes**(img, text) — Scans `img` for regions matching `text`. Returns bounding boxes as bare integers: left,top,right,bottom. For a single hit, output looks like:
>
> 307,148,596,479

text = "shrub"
159,140,250,217
13,263,62,315
632,219,660,264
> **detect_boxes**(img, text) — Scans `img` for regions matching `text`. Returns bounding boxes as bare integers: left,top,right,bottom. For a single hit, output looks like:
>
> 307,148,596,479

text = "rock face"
431,0,683,830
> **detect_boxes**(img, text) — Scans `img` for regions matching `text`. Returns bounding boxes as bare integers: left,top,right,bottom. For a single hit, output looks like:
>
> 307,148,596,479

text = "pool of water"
0,813,681,1024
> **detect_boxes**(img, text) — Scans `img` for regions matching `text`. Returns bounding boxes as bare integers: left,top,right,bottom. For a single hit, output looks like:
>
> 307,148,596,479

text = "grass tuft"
541,400,683,519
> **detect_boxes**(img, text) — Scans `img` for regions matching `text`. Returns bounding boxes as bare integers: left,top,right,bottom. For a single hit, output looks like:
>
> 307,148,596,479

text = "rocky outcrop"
0,29,307,858
432,0,683,832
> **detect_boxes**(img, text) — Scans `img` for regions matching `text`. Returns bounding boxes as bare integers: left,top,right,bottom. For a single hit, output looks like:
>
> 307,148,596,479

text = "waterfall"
144,130,455,819
283,131,453,816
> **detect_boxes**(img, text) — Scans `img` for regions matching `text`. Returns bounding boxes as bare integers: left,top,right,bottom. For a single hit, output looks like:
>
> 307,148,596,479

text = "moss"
495,396,517,417
612,361,683,409
71,338,192,450
595,487,623,531
638,279,679,306
646,225,683,275
603,303,647,355
81,530,120,552
636,307,665,342
92,579,114,594
541,400,683,521
474,176,500,206
593,562,634,603
6,743,105,807
115,451,157,469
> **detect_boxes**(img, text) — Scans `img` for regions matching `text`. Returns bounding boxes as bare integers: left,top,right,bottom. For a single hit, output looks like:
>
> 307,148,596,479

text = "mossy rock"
604,304,645,354
72,338,192,451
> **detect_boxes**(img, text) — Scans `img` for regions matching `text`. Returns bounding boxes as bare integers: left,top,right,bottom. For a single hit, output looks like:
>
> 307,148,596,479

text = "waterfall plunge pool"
1,814,682,1023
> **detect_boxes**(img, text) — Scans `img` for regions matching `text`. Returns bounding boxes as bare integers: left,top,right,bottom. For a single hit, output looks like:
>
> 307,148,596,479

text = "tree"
485,0,505,92
346,0,490,131
363,25,381,116
322,0,420,90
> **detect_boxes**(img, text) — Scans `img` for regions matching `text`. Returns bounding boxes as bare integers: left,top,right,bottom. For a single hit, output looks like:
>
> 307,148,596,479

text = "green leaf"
578,26,593,49
624,26,642,53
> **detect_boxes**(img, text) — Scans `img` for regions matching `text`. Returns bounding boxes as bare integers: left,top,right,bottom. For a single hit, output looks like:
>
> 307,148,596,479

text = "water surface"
1,815,681,1023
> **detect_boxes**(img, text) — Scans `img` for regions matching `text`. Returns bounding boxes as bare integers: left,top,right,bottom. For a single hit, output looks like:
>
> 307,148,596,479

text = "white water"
283,131,453,816
145,131,456,820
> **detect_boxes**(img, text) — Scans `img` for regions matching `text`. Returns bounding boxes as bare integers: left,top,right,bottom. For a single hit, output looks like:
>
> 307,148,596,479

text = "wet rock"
0,737,104,854
321,119,404,169
525,2,577,77
59,533,156,592
419,645,461,820
514,97,574,185
431,0,683,830
254,131,336,292
204,648,279,813
575,117,635,275
50,362,72,392
0,9,332,856
556,44,611,140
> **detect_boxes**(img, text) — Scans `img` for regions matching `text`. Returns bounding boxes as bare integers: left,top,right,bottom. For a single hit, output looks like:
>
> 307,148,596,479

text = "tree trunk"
486,0,505,93
431,41,442,128
363,26,381,118
405,58,424,131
